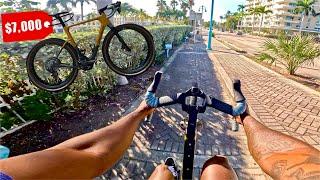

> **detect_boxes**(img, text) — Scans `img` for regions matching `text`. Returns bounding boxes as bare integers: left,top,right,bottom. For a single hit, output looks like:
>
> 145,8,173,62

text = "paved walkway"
96,38,320,180
211,39,320,149
96,42,267,179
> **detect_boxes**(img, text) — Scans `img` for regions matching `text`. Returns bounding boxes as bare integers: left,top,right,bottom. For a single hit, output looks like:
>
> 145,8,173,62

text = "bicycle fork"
108,25,131,52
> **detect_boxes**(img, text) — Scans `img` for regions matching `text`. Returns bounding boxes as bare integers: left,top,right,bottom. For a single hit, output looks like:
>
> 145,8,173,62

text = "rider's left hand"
136,101,155,116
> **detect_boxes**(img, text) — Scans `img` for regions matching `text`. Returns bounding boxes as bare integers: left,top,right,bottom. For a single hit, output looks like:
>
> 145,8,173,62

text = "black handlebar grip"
233,80,245,102
147,71,163,93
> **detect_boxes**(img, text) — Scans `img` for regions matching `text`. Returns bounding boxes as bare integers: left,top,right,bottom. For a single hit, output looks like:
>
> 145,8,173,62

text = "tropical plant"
294,0,320,33
249,6,261,32
72,0,96,20
226,12,239,31
258,34,320,75
257,6,272,35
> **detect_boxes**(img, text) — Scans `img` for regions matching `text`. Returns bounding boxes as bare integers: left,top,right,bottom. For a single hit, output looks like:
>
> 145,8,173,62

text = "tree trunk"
252,14,255,32
259,15,263,35
81,1,84,21
299,13,305,34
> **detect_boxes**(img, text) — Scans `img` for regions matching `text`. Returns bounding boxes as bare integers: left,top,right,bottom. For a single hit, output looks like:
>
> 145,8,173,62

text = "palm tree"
171,0,178,11
259,35,320,75
294,0,318,33
157,0,167,14
121,2,135,17
137,9,149,20
219,15,224,30
180,1,189,15
249,7,261,32
19,0,40,10
225,10,232,18
237,4,246,31
72,0,96,20
257,6,272,35
238,4,245,12
47,0,73,12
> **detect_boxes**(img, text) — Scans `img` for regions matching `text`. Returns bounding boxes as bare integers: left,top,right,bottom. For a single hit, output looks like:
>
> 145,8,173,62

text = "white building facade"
241,0,320,33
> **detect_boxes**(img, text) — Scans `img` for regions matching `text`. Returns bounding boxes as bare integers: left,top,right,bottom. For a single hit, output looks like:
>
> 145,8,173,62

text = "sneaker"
165,157,178,178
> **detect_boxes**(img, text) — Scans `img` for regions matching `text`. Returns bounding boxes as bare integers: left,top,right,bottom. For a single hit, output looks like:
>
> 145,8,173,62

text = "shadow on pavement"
98,42,251,179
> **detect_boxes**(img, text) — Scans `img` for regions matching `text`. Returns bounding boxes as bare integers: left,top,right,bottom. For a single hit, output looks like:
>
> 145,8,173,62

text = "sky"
36,0,246,21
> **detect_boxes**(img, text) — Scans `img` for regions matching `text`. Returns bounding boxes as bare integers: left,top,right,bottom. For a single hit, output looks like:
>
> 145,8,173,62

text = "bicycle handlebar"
147,71,247,117
98,1,121,17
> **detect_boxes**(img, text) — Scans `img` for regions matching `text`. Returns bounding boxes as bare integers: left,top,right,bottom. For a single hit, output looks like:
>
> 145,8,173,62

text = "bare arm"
239,115,320,179
0,102,153,179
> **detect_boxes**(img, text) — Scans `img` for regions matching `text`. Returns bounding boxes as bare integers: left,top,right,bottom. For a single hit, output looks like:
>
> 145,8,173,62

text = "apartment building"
241,0,320,33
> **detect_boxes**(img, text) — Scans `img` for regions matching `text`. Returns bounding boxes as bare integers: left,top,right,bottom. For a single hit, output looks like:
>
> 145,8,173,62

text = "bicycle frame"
63,13,110,48
182,101,199,179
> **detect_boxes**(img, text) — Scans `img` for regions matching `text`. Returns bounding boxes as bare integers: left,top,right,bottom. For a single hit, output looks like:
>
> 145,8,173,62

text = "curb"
207,51,260,121
216,38,320,97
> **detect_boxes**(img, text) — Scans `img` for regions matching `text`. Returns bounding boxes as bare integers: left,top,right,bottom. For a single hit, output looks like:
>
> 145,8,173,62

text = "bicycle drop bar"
147,71,246,116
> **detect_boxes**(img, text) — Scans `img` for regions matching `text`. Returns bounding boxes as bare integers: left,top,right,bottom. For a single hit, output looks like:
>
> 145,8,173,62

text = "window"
286,22,291,27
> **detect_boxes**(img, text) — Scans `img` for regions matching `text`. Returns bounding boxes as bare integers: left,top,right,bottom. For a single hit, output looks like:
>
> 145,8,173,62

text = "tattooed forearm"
271,155,320,180
242,115,320,179
243,116,315,161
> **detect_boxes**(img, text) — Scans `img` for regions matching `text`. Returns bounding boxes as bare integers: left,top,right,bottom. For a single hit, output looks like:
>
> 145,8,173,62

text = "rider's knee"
201,155,237,180
203,155,230,168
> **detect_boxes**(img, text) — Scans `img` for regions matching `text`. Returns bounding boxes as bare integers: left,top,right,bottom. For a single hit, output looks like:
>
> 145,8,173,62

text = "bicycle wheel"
26,38,79,92
102,24,155,76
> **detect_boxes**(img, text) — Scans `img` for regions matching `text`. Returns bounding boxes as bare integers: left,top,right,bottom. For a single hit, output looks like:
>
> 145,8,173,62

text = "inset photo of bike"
1,0,320,179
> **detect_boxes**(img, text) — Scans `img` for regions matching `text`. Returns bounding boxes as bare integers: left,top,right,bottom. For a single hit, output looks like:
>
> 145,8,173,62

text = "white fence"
54,15,160,33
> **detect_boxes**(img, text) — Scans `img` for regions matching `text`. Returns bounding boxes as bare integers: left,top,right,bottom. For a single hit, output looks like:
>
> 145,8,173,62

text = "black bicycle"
26,1,155,92
146,72,246,179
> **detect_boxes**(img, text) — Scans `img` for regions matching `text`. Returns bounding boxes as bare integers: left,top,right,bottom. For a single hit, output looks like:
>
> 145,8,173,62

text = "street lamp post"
199,5,207,39
207,0,215,50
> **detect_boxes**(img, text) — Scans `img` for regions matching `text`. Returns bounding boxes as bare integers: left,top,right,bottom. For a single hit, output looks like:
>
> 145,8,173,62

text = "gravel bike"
146,72,246,179
26,1,155,92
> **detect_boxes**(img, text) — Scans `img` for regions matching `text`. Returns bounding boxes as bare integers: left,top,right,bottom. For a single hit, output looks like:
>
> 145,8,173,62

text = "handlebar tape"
147,71,163,93
233,80,245,103
211,98,233,115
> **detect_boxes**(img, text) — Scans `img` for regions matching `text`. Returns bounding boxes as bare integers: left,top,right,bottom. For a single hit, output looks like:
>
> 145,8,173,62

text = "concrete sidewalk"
97,42,267,179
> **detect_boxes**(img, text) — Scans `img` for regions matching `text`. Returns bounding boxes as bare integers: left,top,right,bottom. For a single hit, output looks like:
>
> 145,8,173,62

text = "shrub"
0,25,192,129
258,34,320,75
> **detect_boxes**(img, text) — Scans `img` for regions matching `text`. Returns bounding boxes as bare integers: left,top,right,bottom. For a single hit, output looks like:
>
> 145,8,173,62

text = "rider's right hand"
235,104,251,125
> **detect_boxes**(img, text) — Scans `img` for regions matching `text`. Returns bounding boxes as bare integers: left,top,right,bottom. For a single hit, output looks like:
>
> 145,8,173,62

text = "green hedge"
0,25,191,129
